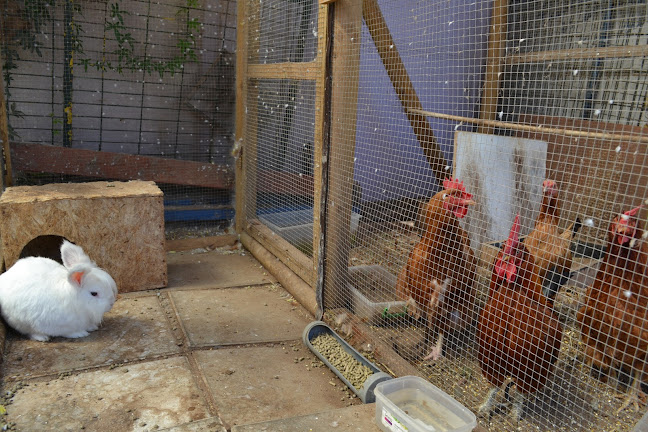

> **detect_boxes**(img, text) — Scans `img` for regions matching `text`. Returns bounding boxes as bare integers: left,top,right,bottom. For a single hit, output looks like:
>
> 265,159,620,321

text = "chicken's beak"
463,199,476,206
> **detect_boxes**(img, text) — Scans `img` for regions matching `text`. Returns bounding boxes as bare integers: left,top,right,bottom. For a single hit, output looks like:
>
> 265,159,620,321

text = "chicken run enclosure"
1,0,648,431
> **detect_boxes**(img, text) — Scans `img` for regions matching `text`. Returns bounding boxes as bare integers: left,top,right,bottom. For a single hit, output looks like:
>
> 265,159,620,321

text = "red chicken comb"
623,205,642,218
503,214,521,255
495,214,521,282
616,205,642,245
542,179,557,195
443,177,465,192
617,205,642,227
443,178,472,199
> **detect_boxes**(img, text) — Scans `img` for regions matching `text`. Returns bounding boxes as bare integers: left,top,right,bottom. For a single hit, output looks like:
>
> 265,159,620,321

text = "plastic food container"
302,320,392,403
259,209,361,246
374,376,476,432
347,265,408,324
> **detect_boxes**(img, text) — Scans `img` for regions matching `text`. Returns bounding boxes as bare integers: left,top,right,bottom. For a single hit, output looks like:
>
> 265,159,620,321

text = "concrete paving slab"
4,356,210,432
158,417,227,432
232,404,381,432
194,345,360,429
170,285,312,346
167,250,276,289
3,295,180,379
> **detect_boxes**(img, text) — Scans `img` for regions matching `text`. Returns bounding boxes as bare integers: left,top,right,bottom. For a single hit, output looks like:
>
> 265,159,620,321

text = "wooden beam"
410,108,648,144
477,0,508,133
362,0,447,184
246,219,314,287
234,0,251,232
325,0,362,310
505,44,648,65
240,231,317,317
247,62,319,80
10,142,233,189
313,1,332,306
0,51,12,188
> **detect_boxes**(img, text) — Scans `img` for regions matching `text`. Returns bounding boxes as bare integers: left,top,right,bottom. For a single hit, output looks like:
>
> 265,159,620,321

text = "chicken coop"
1,0,648,431
234,0,648,430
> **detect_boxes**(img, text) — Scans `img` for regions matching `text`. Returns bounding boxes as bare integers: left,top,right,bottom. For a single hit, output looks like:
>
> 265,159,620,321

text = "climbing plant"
1,0,202,141
78,0,201,77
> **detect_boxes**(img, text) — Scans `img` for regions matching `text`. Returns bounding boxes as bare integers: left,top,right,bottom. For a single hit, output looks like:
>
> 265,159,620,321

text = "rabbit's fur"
0,240,117,341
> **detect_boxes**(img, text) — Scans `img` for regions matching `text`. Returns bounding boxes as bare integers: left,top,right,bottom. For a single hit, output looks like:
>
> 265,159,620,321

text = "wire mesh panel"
316,0,648,431
1,0,237,230
235,0,648,429
252,78,317,250
236,0,324,285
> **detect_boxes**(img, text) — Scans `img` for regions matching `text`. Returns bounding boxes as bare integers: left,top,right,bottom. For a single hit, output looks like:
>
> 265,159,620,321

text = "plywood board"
0,181,167,292
454,131,547,253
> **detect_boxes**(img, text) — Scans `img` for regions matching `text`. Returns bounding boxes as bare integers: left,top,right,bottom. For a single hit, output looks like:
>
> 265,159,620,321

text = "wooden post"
477,0,508,133
324,0,362,310
240,231,318,317
63,0,75,147
0,49,11,188
362,0,447,184
234,0,257,233
313,1,332,312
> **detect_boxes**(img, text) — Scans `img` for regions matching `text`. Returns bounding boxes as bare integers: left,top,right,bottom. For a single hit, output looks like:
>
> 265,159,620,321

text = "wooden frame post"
313,0,333,315
324,0,362,310
234,0,257,233
477,0,508,133
0,50,12,188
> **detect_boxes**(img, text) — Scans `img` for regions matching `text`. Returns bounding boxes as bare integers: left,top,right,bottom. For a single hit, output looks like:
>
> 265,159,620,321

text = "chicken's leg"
478,378,516,418
510,386,526,421
478,387,500,417
616,370,647,414
423,332,444,361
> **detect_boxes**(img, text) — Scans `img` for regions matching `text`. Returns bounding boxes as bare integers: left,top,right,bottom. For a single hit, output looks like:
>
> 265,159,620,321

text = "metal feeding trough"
303,321,392,403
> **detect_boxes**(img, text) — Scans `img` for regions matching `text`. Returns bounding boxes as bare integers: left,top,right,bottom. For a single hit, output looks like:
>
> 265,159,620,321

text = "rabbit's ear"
68,264,91,288
70,270,84,287
61,241,92,269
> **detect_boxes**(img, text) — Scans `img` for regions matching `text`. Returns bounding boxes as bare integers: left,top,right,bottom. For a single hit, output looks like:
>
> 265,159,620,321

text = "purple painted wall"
353,0,493,203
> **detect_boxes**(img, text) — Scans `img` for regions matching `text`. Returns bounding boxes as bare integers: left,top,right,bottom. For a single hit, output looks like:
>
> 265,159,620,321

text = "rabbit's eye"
91,292,98,297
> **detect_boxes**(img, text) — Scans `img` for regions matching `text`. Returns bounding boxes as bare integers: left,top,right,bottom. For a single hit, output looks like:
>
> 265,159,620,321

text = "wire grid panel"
251,79,317,250
241,0,320,254
320,1,648,431
2,0,236,210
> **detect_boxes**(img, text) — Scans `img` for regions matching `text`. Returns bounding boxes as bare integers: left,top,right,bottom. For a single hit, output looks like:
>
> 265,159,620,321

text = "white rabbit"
0,240,117,341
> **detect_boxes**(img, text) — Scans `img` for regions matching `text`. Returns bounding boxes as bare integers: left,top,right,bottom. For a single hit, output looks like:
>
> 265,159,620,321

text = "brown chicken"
477,214,563,420
395,178,477,361
577,205,648,413
524,179,582,301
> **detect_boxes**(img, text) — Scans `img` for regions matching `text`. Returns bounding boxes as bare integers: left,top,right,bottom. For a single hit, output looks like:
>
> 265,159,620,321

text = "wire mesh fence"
239,0,648,430
1,0,238,234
